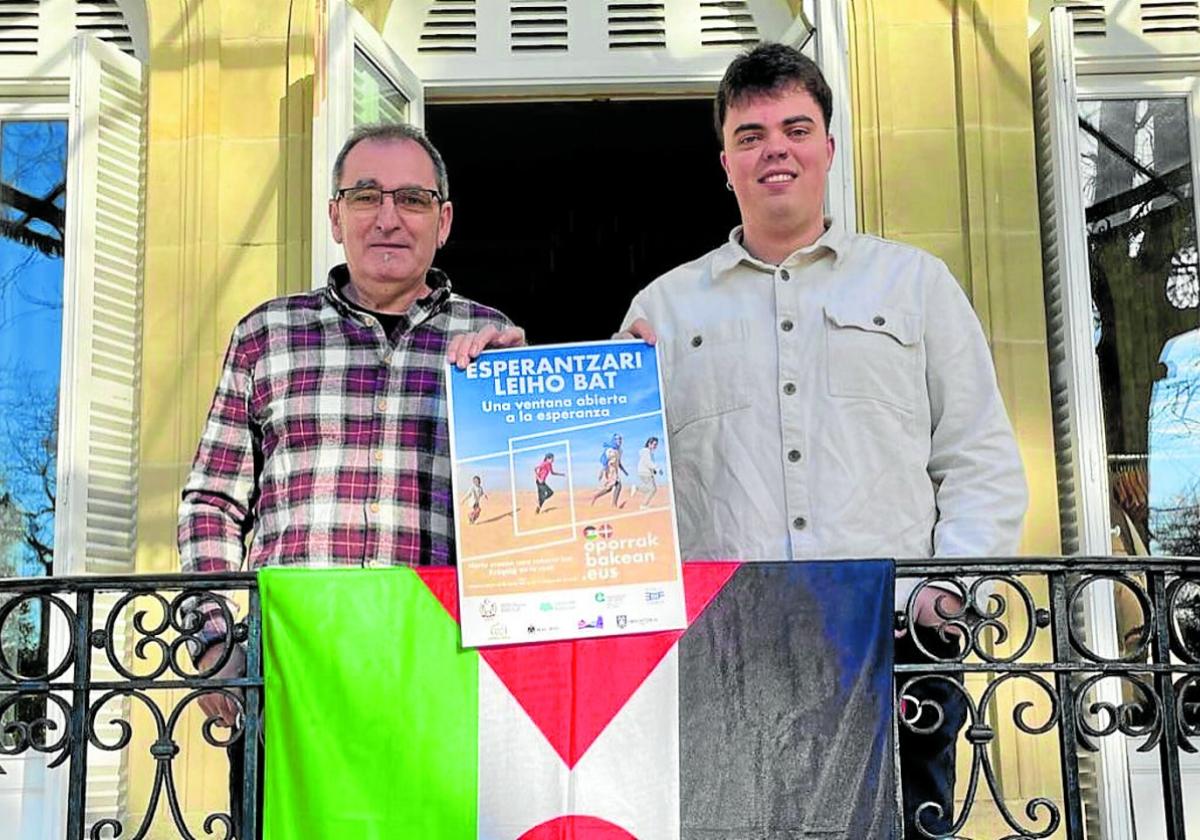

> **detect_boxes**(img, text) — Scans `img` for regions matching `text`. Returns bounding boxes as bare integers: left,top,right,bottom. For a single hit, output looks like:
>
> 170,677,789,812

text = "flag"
259,561,895,839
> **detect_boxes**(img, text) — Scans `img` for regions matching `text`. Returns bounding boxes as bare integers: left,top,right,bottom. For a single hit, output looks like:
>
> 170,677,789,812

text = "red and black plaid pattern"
178,266,511,645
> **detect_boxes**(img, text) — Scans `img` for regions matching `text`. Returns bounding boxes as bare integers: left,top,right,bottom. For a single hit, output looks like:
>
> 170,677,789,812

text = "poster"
447,340,687,647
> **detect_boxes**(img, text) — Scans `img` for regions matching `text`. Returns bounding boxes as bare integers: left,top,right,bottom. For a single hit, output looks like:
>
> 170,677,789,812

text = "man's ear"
329,199,344,244
719,150,731,182
826,134,836,172
437,199,454,248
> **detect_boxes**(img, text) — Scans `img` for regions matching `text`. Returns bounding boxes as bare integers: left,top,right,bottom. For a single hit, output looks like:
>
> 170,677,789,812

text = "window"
1078,92,1200,557
0,113,67,741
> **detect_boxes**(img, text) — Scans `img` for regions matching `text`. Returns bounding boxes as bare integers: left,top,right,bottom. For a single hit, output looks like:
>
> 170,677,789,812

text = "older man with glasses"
177,122,523,836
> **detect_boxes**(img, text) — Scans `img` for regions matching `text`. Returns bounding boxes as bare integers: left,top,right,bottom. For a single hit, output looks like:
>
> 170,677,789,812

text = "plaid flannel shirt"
178,265,512,649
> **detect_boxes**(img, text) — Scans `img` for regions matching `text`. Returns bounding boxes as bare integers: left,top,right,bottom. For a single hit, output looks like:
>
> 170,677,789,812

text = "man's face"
329,138,452,290
720,85,834,229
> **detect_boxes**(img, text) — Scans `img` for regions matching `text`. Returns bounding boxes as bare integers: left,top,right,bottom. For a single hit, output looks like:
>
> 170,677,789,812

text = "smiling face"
719,84,834,246
328,138,452,299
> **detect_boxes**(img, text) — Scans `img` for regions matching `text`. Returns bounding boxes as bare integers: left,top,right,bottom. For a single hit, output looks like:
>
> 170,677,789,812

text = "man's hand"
448,325,526,369
613,318,657,345
896,587,965,639
196,643,247,728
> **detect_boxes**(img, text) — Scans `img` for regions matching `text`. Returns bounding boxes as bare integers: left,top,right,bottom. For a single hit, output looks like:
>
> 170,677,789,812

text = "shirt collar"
325,264,452,326
712,218,848,278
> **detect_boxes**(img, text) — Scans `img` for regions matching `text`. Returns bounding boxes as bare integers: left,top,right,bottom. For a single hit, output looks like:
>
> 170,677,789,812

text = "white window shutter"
40,34,145,839
56,34,145,577
1031,9,1136,839
1031,7,1111,557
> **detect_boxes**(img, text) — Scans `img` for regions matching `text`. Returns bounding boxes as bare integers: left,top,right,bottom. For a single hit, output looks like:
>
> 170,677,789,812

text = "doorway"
426,99,740,344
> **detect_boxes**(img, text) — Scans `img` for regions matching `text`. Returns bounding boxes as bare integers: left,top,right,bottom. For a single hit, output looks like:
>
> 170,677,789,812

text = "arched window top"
0,0,147,78
383,0,797,94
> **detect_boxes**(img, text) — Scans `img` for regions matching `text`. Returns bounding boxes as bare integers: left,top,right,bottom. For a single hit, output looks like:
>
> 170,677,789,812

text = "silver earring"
726,181,734,191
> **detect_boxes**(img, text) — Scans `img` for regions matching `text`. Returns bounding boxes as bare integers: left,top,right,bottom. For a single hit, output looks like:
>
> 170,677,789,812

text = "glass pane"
1078,97,1200,559
353,47,409,126
0,119,65,731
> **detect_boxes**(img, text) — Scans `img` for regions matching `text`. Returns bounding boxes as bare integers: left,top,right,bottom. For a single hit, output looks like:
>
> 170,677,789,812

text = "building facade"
0,0,1195,836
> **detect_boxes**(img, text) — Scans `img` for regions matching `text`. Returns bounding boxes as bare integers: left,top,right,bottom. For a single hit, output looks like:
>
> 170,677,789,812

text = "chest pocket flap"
823,300,920,346
824,300,922,413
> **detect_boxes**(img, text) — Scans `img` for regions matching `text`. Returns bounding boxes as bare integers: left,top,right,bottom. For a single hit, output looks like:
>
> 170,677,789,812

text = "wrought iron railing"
0,558,1196,839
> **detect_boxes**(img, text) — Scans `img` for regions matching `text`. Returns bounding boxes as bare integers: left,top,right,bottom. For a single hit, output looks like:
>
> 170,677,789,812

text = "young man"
620,43,1027,838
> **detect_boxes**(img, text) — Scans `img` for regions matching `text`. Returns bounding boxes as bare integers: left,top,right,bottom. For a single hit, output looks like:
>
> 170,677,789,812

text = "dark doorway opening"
426,99,740,344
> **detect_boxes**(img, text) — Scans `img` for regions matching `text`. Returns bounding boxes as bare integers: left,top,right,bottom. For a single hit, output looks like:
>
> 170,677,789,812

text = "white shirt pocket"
824,300,922,414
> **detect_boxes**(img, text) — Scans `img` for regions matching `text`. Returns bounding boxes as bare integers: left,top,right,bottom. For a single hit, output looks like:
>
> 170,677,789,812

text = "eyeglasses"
335,186,443,213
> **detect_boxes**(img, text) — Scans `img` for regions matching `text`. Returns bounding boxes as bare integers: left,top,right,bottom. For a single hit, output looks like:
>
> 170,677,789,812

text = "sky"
0,120,66,578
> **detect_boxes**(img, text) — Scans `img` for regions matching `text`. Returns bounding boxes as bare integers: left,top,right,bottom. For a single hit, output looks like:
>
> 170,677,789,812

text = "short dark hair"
331,122,450,199
544,452,554,460
645,436,659,447
714,42,833,139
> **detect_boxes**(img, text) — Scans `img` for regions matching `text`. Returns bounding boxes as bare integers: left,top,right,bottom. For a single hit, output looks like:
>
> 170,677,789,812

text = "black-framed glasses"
335,186,443,213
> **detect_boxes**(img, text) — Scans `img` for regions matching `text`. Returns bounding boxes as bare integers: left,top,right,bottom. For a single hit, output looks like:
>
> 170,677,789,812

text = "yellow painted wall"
849,1,1066,836
850,0,1059,558
129,0,315,832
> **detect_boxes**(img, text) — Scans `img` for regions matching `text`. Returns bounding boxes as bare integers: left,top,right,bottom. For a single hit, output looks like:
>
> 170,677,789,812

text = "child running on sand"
591,434,628,507
625,437,662,509
462,475,488,524
533,453,565,514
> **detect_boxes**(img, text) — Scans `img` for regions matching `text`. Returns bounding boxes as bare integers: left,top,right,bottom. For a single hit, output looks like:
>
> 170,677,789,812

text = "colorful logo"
577,616,605,630
597,523,614,539
583,525,598,540
594,592,605,603
539,602,554,612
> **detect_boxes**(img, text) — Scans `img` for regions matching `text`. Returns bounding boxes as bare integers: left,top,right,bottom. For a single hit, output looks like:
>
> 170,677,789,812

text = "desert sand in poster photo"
458,484,668,555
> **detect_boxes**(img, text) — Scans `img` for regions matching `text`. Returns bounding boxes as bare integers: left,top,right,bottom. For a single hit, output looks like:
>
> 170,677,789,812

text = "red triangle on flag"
417,562,739,768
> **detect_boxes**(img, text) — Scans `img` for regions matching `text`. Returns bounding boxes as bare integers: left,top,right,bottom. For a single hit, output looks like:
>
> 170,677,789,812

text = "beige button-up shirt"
621,224,1027,606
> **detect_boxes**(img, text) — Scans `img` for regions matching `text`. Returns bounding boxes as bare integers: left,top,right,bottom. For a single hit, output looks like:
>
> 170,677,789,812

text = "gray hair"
330,122,450,199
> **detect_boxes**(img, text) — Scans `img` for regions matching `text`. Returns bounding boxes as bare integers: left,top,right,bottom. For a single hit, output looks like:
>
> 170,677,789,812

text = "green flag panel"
260,567,479,839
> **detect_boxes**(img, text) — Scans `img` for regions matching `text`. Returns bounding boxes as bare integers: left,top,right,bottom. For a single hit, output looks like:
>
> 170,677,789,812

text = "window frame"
1072,70,1200,838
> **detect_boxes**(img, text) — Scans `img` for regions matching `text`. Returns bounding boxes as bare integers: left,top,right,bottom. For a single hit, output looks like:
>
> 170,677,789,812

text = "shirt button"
691,335,703,348
788,449,801,462
783,382,796,396
781,319,794,332
369,503,380,514
793,516,807,530
376,399,388,412
873,315,886,326
779,269,790,281
374,451,384,462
